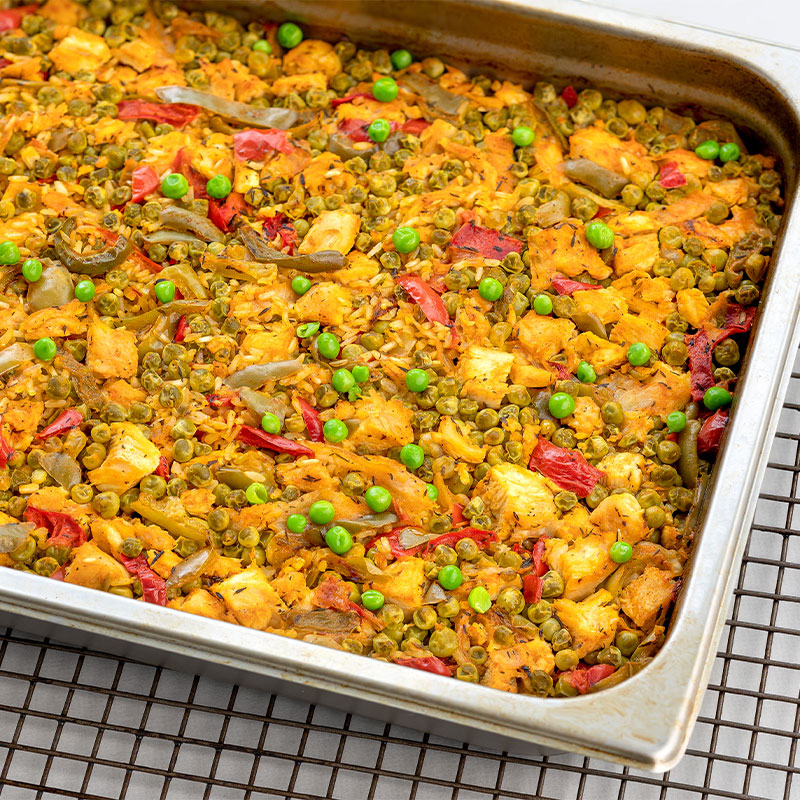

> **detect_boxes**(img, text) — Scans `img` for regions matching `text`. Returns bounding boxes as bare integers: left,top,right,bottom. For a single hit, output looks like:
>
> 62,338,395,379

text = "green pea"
511,126,535,147
361,589,385,610
364,485,392,513
533,294,553,315
426,483,438,501
21,258,42,282
155,280,176,303
297,321,320,338
548,391,575,419
719,142,740,162
368,118,391,143
323,418,348,442
261,413,281,434
34,337,57,361
437,564,463,590
324,525,353,554
392,226,420,253
478,276,503,302
332,368,355,393
627,342,650,366
666,411,687,433
695,140,720,160
287,513,307,533
584,220,614,249
316,332,340,359
252,39,271,54
277,22,303,49
610,540,633,563
0,240,20,265
244,482,268,505
309,500,335,524
405,369,429,392
703,386,732,411
400,443,424,471
206,175,232,199
351,364,370,383
372,76,398,102
74,279,96,302
291,275,311,295
576,361,596,383
161,173,189,199
468,586,492,613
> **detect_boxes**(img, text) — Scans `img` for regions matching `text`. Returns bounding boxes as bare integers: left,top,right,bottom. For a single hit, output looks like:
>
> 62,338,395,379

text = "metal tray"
2,0,800,772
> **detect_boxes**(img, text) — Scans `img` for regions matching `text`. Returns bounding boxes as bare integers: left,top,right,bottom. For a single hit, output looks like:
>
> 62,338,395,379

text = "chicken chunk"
566,332,627,376
64,542,132,591
347,392,414,454
216,567,286,630
569,126,656,180
554,589,620,657
369,557,427,617
589,493,648,545
87,320,137,380
611,272,676,324
612,233,660,275
49,28,111,73
597,452,646,492
610,313,668,352
475,463,556,538
294,282,352,327
457,345,514,409
282,39,341,80
481,639,556,692
515,313,576,366
676,288,710,329
298,210,360,255
239,322,297,365
528,220,612,290
572,287,628,326
545,532,616,601
87,422,161,495
22,300,87,339
567,396,602,440
170,588,233,623
437,416,487,464
619,566,676,629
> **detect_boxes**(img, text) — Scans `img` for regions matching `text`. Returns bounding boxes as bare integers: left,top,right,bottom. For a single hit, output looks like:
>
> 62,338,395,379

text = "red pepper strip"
449,222,523,260
522,573,543,604
0,5,37,32
686,328,716,402
395,274,452,329
237,425,313,457
697,409,728,454
131,165,160,204
297,397,324,443
117,100,198,129
658,161,687,189
593,206,613,219
0,58,9,69
0,419,14,469
262,212,298,254
365,528,409,559
37,408,83,440
724,303,757,332
171,147,208,198
206,393,235,409
208,192,247,233
330,91,372,107
396,656,454,677
337,117,401,143
529,436,605,498
174,315,189,343
532,538,548,577
120,554,167,606
401,118,430,135
561,85,579,108
560,663,616,694
155,456,170,478
548,361,573,381
234,129,294,160
551,276,601,295
24,505,86,549
50,567,65,581
451,503,465,526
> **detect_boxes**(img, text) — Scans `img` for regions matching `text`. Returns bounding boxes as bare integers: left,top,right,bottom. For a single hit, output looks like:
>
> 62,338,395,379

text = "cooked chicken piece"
282,39,341,80
457,345,514,409
87,320,137,380
49,28,111,73
516,313,576,365
369,557,427,617
554,589,620,657
569,126,656,179
597,452,646,492
294,282,352,327
437,416,487,464
589,494,648,545
298,209,360,255
545,531,616,601
572,287,628,326
64,541,132,591
216,567,286,630
676,288,710,329
481,639,555,692
87,422,161,495
612,233,660,275
566,332,627,376
170,588,233,623
619,566,676,629
611,272,676,323
528,220,612,290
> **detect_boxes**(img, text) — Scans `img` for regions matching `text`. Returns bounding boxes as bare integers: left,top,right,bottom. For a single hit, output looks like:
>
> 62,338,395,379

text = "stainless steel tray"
2,0,800,772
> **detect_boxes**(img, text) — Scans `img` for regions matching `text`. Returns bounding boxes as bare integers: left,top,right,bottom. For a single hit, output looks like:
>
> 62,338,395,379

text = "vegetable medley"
0,0,783,697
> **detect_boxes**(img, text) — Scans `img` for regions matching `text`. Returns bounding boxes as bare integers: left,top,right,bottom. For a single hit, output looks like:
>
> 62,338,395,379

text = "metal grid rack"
0,355,798,800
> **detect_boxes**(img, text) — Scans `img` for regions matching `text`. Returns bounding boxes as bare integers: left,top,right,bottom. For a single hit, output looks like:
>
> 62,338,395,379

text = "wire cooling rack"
0,354,798,800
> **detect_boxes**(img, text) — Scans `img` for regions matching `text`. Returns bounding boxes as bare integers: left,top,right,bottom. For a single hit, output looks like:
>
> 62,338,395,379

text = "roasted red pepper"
330,91,372,107
206,393,235,409
658,161,687,188
561,85,579,108
697,409,728,454
338,117,401,143
234,129,294,160
551,276,601,295
263,212,298,254
208,192,247,232
0,5,36,32
313,574,382,628
686,328,715,402
395,274,452,329
117,101,198,129
401,118,430,135
296,397,324,443
37,408,82,440
449,222,523,260
532,538,547,577
522,573,543,604
174,315,189,342
24,505,86,549
529,437,605,498
396,656,453,677
170,147,208,198
367,526,497,560
548,361,573,381
131,165,160,204
560,663,616,694
155,455,170,478
723,303,757,332
120,554,167,606
451,503,465,526
0,420,14,469
50,567,65,581
237,425,313,457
